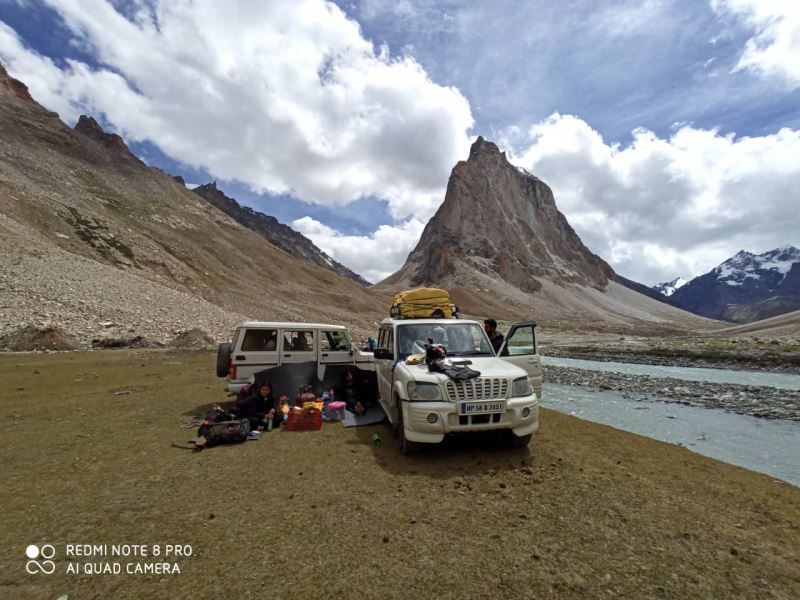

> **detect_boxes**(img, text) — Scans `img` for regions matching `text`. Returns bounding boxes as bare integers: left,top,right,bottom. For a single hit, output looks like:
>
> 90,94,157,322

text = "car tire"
510,432,532,448
396,399,420,455
216,342,231,378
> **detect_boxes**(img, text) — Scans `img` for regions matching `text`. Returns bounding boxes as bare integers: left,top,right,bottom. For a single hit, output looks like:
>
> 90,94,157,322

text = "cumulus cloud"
507,113,800,285
0,0,472,220
292,216,425,282
712,0,800,88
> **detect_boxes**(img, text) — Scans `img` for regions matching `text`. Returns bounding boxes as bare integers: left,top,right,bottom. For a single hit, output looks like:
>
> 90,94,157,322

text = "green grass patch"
1,350,798,599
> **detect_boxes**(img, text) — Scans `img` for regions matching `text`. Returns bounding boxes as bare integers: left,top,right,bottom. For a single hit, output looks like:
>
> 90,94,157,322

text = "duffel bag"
195,419,251,451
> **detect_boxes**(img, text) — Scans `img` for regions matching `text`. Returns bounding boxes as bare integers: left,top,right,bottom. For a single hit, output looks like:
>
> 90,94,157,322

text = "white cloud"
0,0,472,220
711,0,800,88
292,216,425,282
507,113,800,285
592,0,666,38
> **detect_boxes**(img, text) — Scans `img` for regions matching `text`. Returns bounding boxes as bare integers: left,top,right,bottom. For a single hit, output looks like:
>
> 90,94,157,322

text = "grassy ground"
1,349,799,599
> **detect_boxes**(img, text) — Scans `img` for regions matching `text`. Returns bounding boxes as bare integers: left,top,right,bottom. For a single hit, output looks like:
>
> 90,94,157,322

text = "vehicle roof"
380,318,480,326
236,321,347,330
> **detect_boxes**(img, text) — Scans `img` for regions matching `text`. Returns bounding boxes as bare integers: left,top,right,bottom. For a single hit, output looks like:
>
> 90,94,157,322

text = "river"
540,381,800,488
542,356,800,390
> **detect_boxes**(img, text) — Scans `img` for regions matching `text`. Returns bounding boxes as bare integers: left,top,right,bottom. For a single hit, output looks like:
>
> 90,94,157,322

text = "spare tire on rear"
216,342,231,378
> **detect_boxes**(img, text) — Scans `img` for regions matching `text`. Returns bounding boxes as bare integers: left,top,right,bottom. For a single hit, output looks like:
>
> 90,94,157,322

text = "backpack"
205,407,234,422
194,419,250,451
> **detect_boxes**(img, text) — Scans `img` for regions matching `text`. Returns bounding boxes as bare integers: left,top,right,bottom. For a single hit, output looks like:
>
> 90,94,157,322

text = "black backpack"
194,419,250,451
205,407,235,422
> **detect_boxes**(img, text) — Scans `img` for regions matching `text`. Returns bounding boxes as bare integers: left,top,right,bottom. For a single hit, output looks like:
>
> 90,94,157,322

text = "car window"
321,330,351,351
283,330,314,352
396,323,492,357
504,325,536,356
378,327,388,349
240,329,278,351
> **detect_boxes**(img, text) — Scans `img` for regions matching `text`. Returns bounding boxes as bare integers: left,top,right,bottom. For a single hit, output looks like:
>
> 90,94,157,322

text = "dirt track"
1,349,798,599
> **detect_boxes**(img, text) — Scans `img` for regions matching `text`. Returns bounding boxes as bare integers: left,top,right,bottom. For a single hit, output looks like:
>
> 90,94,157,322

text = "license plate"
459,401,505,415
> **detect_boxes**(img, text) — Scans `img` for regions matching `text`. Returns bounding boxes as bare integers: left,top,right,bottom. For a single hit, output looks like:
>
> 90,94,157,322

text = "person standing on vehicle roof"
484,319,504,354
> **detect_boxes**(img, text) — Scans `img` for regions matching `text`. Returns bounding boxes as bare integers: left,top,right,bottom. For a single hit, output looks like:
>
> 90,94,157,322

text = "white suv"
373,318,542,452
216,321,375,393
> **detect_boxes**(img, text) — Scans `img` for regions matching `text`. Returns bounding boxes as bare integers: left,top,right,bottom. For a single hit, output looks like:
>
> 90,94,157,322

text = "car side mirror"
374,348,394,360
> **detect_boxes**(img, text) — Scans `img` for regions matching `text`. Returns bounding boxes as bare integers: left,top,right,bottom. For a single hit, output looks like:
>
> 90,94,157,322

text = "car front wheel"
509,432,532,448
396,399,421,455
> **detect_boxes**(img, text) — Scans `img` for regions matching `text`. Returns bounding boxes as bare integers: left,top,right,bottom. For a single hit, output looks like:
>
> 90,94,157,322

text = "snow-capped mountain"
713,246,800,288
670,246,800,323
652,277,687,297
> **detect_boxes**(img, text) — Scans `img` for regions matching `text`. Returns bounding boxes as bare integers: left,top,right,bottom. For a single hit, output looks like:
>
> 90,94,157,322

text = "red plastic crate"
286,410,322,431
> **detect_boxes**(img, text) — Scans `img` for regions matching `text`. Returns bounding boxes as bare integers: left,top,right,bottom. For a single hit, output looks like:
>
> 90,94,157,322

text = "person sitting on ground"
339,369,371,416
484,319,505,354
231,381,281,431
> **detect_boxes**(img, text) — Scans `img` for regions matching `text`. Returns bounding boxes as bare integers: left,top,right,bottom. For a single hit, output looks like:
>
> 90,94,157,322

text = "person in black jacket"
231,381,281,430
336,371,367,416
484,319,505,354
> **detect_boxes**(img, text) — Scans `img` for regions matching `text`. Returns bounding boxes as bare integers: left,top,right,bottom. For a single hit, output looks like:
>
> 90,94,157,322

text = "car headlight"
407,382,442,401
512,376,533,397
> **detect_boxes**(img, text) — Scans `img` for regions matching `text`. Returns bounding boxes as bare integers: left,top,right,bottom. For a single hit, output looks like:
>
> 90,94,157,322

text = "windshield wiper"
450,350,492,356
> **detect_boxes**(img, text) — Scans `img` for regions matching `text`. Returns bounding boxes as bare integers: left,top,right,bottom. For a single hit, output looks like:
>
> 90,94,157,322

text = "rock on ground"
170,328,215,349
0,325,83,351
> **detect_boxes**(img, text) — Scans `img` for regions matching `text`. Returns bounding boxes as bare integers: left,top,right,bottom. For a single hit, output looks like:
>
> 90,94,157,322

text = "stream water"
541,356,800,390
541,382,800,487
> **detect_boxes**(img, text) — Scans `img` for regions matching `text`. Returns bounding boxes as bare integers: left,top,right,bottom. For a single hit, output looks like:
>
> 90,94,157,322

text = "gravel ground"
545,365,800,421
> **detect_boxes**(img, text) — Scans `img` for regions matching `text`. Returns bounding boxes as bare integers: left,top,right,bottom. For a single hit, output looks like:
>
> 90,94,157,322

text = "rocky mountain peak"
671,245,800,323
382,137,613,296
468,136,502,160
73,115,140,162
0,61,34,102
653,277,687,297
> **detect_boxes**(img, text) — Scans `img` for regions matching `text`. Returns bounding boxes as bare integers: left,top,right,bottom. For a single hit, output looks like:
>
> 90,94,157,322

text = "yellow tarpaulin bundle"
390,288,455,319
302,401,324,413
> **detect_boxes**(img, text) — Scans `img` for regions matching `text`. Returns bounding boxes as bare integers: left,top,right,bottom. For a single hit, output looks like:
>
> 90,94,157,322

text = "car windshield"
396,323,494,358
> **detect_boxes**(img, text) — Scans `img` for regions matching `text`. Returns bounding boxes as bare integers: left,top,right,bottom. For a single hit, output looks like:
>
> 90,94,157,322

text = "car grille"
444,378,508,402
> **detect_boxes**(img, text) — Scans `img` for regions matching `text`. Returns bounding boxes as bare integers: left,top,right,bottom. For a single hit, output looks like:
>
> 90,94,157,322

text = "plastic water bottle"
267,419,273,432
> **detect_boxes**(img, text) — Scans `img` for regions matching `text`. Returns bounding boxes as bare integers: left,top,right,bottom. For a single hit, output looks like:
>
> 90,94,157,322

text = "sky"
0,0,799,285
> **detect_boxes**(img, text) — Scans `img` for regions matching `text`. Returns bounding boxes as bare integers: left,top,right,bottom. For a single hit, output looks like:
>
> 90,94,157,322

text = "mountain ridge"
0,61,386,344
670,246,800,323
379,137,715,332
653,277,687,297
192,182,369,285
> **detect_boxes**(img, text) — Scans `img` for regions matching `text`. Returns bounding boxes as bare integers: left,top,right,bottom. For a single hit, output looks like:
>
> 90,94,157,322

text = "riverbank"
1,349,799,599
537,327,800,374
544,365,800,421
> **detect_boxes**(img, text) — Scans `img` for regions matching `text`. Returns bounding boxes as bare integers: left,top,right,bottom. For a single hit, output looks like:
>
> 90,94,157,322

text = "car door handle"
235,355,246,361
321,353,329,357
284,353,291,357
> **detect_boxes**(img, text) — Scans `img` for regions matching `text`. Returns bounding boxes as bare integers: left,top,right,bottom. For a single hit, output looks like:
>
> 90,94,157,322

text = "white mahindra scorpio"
373,318,542,453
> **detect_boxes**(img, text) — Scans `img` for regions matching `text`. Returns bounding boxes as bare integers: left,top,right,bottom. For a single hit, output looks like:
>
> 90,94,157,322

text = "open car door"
497,321,542,400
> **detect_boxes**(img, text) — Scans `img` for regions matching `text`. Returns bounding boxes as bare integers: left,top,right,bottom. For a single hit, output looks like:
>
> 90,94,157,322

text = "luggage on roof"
390,288,457,319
